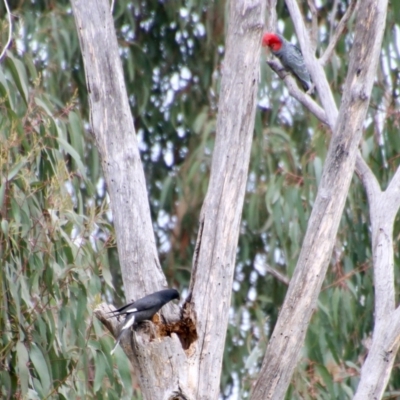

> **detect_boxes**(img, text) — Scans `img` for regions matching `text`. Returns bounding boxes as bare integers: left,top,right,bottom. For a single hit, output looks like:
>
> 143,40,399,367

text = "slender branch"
252,0,389,398
388,307,400,346
328,0,340,43
284,0,379,199
267,59,329,126
265,264,290,286
320,0,358,66
354,153,381,204
385,162,400,210
306,0,318,51
285,0,338,127
266,0,278,32
0,0,12,61
353,308,400,400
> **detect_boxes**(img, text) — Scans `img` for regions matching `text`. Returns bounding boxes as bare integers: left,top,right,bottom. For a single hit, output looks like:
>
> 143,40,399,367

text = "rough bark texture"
187,0,265,397
71,0,182,397
353,163,400,399
251,0,388,398
70,0,167,304
71,0,265,398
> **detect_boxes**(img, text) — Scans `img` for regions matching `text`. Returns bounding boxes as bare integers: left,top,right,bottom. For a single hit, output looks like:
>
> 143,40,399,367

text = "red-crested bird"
262,32,312,92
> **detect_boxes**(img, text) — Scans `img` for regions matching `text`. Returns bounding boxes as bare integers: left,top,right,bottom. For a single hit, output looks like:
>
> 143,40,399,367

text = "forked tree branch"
251,1,389,398
72,0,266,398
270,0,400,397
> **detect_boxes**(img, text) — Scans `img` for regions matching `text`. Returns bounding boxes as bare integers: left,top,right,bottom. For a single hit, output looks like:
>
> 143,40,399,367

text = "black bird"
109,288,180,355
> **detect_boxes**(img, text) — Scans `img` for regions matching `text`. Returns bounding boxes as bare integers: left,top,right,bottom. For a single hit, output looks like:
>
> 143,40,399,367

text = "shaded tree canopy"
1,0,400,399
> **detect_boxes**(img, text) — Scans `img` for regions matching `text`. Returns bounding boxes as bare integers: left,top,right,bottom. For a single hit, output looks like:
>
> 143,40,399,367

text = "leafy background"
1,0,400,398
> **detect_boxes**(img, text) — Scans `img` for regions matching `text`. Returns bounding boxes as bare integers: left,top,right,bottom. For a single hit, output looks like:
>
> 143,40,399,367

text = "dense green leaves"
0,52,135,399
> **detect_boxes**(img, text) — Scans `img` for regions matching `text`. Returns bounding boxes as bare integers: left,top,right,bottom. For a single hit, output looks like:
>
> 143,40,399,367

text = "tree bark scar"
187,215,205,295
334,142,348,166
359,89,369,101
91,83,100,102
192,215,205,273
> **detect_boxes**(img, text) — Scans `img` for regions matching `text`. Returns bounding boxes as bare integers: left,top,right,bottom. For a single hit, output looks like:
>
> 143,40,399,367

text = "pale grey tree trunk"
71,0,265,398
353,162,400,399
185,0,265,396
251,0,389,399
70,0,167,305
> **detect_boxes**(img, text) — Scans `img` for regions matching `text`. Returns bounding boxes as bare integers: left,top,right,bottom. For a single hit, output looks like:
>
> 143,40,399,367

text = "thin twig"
329,0,340,43
0,0,12,61
265,264,290,286
320,0,358,66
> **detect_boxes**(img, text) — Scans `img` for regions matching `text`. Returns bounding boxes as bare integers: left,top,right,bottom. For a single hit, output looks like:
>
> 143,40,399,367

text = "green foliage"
0,51,136,399
1,0,400,398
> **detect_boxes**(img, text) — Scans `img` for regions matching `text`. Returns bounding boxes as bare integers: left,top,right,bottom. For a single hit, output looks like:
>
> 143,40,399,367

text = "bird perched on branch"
262,32,312,92
108,288,180,355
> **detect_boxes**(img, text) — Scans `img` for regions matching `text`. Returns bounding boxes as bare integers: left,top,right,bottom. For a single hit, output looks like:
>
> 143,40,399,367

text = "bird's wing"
129,294,163,312
108,293,163,317
107,302,138,316
289,45,312,87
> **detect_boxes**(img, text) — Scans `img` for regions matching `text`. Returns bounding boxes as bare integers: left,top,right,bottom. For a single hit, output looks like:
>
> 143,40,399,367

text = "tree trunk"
353,165,400,399
251,0,388,398
71,0,265,398
70,0,167,304
186,0,265,397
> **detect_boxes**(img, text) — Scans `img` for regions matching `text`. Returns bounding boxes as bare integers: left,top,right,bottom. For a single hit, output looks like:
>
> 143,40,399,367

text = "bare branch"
267,60,329,125
354,312,400,400
265,264,290,286
385,160,400,210
355,153,381,204
284,0,338,128
328,0,340,42
320,0,358,66
388,307,400,346
282,0,378,201
252,0,389,398
0,0,12,61
266,0,278,32
306,0,319,51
